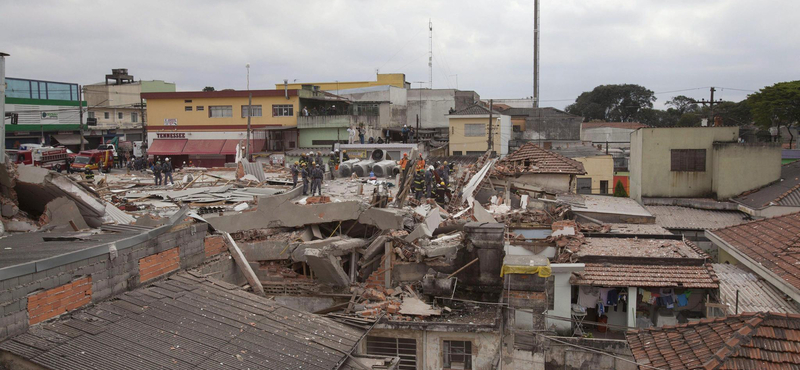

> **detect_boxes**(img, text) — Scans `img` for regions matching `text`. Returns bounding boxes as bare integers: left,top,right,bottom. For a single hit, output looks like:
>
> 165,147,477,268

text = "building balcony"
297,115,379,129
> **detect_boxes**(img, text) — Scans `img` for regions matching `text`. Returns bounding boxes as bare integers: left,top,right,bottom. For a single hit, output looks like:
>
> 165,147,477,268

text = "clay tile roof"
570,263,719,288
498,143,586,175
581,122,648,130
449,103,501,116
708,212,800,292
627,312,800,370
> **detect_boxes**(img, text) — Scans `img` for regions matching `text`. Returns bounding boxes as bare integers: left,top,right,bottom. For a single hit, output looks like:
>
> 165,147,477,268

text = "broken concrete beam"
472,202,496,223
360,235,387,264
39,197,89,232
358,207,406,230
424,207,441,232
223,232,266,296
208,197,362,232
304,248,350,286
238,240,296,261
14,165,107,227
405,224,432,243
292,237,369,262
420,244,459,260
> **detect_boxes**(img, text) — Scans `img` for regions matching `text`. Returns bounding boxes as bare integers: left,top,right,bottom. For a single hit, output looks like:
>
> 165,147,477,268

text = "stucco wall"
575,155,614,194
712,142,781,199
495,174,573,193
581,127,636,143
631,127,739,201
407,89,460,129
145,95,300,132
365,328,502,370
449,116,507,155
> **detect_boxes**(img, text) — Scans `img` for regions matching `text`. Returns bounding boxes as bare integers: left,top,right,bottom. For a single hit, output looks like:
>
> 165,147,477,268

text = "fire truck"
10,147,70,171
70,149,114,173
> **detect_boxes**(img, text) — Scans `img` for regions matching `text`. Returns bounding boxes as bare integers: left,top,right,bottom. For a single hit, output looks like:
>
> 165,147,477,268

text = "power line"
532,332,667,370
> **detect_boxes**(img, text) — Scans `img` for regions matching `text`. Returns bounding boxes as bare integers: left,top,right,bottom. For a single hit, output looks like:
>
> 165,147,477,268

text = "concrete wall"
408,89,479,129
366,328,502,370
575,155,614,195
449,115,510,155
546,264,584,335
581,127,635,143
712,142,781,199
279,73,408,90
0,223,209,340
630,127,739,201
544,337,636,370
495,174,573,193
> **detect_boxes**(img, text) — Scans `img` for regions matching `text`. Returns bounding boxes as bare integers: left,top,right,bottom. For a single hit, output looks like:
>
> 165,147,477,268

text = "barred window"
443,340,472,369
272,104,294,117
242,105,263,117
208,106,233,118
464,123,485,137
670,149,706,172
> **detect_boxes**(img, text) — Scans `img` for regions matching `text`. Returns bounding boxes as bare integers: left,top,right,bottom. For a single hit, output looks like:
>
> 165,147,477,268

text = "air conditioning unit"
86,117,98,126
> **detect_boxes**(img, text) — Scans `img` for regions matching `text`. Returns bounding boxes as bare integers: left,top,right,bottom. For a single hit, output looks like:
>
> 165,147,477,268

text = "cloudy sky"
1,0,798,109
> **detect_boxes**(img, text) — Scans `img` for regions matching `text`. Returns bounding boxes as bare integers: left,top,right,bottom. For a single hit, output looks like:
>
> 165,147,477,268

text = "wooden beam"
222,232,266,296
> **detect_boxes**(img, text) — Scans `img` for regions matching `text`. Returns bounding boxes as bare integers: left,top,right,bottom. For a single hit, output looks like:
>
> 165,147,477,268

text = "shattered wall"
364,328,502,370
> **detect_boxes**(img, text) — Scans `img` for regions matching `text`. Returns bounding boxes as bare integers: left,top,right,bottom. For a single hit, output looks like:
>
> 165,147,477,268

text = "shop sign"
164,118,178,126
157,133,186,139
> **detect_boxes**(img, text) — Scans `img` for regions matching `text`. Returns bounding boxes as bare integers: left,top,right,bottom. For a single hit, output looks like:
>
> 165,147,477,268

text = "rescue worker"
153,161,163,185
342,149,350,161
328,152,337,179
309,162,317,194
315,151,323,169
413,169,425,200
424,166,435,198
291,161,300,188
311,164,324,196
443,161,451,184
84,168,95,182
301,164,309,195
397,153,409,171
299,153,308,169
435,181,447,205
163,158,174,185
437,163,449,185
415,153,426,171
448,161,456,177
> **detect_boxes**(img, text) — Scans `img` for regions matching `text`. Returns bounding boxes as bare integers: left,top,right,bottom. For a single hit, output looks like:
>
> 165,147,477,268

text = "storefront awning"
51,134,87,146
147,139,187,156
220,139,266,155
183,139,226,155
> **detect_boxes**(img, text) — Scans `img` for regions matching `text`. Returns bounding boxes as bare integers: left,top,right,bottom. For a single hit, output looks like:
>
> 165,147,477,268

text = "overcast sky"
1,0,798,109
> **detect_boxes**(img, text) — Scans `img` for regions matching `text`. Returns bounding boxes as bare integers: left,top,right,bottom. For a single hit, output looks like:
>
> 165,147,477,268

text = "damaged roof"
571,263,719,288
0,272,366,370
576,237,707,260
627,312,800,370
733,161,800,209
645,205,750,230
498,143,587,175
708,212,800,293
713,263,800,315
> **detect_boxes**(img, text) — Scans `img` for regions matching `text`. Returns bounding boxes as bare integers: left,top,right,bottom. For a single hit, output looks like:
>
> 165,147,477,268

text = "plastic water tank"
371,160,397,178
338,159,361,177
353,160,375,177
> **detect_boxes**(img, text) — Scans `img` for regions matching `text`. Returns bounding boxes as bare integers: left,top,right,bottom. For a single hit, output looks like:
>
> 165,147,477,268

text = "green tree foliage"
746,81,800,130
666,95,699,115
613,180,628,197
202,86,216,92
566,84,656,122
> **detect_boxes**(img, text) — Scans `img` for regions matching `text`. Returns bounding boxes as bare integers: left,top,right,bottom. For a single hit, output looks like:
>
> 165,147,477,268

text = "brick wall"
139,247,180,282
27,277,91,325
204,235,227,258
0,222,208,340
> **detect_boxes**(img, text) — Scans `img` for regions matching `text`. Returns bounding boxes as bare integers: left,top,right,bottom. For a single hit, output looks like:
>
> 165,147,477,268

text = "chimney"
284,79,289,100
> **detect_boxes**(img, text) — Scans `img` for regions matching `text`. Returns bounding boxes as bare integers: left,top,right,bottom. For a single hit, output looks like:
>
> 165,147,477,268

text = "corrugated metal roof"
0,273,366,370
713,263,800,314
103,203,136,225
645,205,750,230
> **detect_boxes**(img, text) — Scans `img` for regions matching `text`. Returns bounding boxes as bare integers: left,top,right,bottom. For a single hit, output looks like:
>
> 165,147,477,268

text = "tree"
566,84,656,122
666,95,699,115
613,180,628,197
677,113,702,127
747,81,800,145
203,86,216,92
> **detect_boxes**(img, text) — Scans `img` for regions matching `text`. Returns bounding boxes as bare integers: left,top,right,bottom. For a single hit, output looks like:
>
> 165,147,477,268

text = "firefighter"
328,151,336,179
291,161,299,188
153,161,163,185
425,166,435,198
301,164,309,195
315,151,323,170
435,181,447,205
413,169,425,200
84,168,95,181
415,153,426,171
311,164,324,196
299,153,308,169
397,153,409,171
342,149,350,161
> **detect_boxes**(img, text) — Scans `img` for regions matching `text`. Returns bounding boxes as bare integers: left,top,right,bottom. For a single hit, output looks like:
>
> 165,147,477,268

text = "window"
185,106,193,111
118,112,123,120
600,180,609,194
443,340,472,370
184,100,192,103
366,336,417,370
88,112,95,119
671,149,706,172
464,123,486,137
196,106,204,111
242,105,263,117
513,125,521,132
272,104,294,117
577,178,592,194
104,112,110,119
451,126,455,135
208,105,233,118
453,151,463,155
131,112,138,123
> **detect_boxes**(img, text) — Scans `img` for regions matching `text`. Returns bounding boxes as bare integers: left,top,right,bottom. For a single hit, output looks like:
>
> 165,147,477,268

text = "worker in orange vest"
415,153,426,171
397,153,409,171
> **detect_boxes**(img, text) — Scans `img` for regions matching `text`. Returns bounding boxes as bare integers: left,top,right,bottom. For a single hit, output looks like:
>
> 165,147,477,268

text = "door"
577,178,592,194
600,180,609,194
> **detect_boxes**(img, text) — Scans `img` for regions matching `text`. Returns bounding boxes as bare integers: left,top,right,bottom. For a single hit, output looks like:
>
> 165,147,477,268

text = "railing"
297,115,380,129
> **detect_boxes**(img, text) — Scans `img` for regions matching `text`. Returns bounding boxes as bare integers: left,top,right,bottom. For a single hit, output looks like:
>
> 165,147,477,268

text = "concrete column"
547,263,585,335
384,241,392,287
627,286,637,328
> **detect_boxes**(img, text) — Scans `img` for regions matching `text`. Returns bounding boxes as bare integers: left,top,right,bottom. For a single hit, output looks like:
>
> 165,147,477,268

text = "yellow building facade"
448,105,512,156
278,73,408,91
574,155,615,194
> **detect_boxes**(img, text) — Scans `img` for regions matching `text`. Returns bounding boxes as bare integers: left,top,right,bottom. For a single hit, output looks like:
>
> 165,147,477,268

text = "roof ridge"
701,312,767,370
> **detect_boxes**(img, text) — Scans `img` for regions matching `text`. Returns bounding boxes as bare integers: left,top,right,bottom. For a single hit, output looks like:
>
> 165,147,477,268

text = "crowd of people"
290,149,351,196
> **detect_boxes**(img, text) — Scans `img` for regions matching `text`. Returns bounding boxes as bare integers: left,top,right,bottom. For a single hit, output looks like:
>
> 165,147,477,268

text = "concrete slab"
292,237,369,262
238,240,295,261
472,202,496,223
424,207,441,232
405,224,432,243
304,248,350,286
1,203,18,218
358,207,406,230
14,165,108,227
40,197,89,231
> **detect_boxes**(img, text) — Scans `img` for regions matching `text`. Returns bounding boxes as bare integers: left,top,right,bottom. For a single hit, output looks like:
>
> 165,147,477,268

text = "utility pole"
694,87,722,126
428,19,433,89
488,99,494,152
140,93,146,156
245,63,251,159
533,0,540,108
0,52,8,162
79,85,84,151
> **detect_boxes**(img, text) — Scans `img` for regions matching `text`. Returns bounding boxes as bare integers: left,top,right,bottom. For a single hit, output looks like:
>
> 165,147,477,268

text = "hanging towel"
662,295,675,309
606,289,620,306
642,290,652,303
677,294,688,307
597,302,605,315
578,286,600,308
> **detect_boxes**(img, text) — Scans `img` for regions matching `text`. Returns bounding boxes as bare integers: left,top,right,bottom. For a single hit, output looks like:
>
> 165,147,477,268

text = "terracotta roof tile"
628,312,800,370
497,143,586,175
570,263,719,288
709,212,800,292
